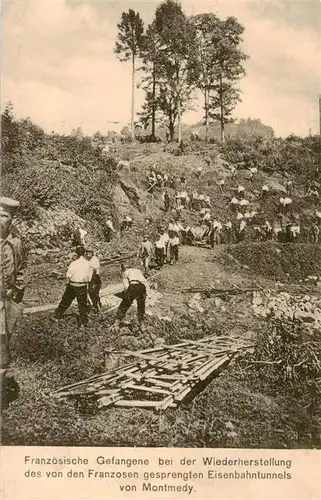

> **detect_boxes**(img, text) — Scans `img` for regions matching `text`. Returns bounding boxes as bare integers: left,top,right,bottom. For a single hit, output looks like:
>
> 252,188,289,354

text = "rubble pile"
252,290,321,328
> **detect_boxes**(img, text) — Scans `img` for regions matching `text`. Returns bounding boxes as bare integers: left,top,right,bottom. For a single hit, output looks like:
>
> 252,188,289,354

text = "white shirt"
106,219,114,231
219,179,225,185
264,221,272,231
169,236,179,246
198,194,205,201
230,197,239,205
240,199,249,206
67,256,92,285
203,212,211,222
123,268,146,289
280,197,292,206
89,255,100,275
155,237,165,249
225,221,232,229
125,216,132,222
291,225,300,235
240,220,246,231
161,233,169,244
244,212,252,219
205,196,211,204
236,212,243,220
79,229,87,245
262,185,269,191
238,185,245,193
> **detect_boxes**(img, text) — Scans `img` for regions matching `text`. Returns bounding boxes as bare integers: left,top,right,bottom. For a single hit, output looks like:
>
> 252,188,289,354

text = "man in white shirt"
230,197,239,212
114,264,148,327
261,184,269,200
195,166,203,179
169,235,179,265
155,232,166,268
54,246,92,326
237,220,246,242
237,185,245,197
86,249,101,313
104,216,115,242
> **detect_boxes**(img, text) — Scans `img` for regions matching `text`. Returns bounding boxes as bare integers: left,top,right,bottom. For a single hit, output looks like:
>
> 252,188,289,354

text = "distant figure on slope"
162,188,170,212
137,235,153,277
104,215,115,242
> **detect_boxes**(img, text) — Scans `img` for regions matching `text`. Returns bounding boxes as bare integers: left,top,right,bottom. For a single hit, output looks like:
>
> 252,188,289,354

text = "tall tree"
192,14,247,142
114,10,145,140
153,0,199,143
139,22,162,140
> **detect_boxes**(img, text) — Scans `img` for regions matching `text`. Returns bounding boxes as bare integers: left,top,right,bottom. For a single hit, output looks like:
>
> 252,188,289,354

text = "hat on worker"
0,197,20,216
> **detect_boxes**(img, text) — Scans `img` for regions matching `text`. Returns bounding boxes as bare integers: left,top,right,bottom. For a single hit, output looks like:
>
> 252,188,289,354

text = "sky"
2,0,321,137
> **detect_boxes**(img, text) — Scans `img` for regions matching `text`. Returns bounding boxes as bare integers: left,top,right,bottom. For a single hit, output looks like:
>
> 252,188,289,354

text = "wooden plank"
97,394,123,408
145,378,174,388
114,400,160,408
123,384,171,396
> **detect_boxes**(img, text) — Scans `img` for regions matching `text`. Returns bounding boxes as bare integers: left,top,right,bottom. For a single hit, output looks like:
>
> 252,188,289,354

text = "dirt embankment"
221,242,321,282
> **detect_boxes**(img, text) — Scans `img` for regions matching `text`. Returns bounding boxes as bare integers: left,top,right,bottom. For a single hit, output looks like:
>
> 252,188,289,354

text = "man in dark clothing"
86,249,102,313
163,189,170,212
114,264,148,326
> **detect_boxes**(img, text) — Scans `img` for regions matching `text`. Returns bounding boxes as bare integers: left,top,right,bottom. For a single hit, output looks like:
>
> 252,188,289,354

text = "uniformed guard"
0,197,25,409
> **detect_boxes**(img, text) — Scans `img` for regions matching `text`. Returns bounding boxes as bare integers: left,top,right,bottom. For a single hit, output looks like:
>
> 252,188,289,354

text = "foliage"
221,133,320,180
1,106,117,227
237,317,321,445
192,14,247,142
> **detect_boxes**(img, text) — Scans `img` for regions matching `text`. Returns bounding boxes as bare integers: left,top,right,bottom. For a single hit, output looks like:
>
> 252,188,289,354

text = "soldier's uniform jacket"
1,233,24,296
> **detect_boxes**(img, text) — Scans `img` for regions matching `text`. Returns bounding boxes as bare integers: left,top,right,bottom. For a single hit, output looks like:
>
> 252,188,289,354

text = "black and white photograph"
1,0,321,456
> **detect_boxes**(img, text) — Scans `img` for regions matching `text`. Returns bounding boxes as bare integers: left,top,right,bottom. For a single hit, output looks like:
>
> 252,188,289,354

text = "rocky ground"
3,242,320,448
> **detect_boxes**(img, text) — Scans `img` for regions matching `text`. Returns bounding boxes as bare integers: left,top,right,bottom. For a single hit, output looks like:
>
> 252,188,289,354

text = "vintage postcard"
1,0,320,499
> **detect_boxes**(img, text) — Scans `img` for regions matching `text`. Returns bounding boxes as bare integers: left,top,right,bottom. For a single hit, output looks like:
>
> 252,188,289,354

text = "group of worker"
148,162,320,247
0,196,151,410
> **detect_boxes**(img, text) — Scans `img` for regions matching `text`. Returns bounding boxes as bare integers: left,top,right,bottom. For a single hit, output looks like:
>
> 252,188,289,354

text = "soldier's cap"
0,197,20,216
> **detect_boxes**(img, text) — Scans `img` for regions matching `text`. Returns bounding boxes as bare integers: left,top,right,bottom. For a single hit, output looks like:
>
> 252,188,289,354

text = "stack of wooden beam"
52,336,253,410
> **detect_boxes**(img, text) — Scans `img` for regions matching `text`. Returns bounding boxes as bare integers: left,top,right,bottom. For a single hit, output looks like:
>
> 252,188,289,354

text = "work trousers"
54,284,88,325
88,274,102,311
116,283,146,323
155,247,165,267
141,256,151,275
170,244,179,264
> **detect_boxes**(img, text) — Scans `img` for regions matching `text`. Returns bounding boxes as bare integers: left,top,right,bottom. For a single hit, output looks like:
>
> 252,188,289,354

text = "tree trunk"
151,62,156,140
177,99,181,145
205,88,209,143
219,75,224,143
131,53,135,141
169,116,175,142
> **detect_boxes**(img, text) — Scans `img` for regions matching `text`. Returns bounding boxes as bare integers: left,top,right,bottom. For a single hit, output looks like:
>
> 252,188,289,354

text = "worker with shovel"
113,263,148,328
0,197,25,410
53,245,92,328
